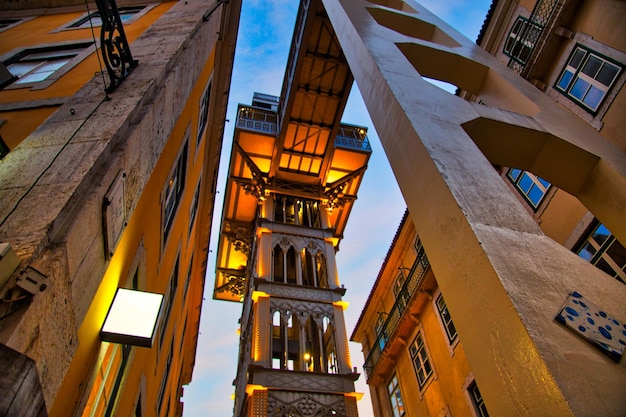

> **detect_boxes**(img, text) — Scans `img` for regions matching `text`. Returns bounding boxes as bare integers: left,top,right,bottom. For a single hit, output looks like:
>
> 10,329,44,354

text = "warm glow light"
245,384,267,396
251,291,269,302
333,300,349,310
303,352,311,361
101,288,163,347
345,392,364,401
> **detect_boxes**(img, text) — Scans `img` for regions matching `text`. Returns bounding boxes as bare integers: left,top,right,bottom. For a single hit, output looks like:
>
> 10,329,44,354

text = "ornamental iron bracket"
224,221,253,256
323,166,365,212
234,142,268,202
95,0,138,93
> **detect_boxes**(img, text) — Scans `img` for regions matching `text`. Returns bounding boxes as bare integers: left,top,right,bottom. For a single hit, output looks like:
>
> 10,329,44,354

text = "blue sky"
182,1,492,415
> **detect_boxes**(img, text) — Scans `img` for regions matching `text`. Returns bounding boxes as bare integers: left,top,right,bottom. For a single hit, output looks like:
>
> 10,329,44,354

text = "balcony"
335,125,372,152
236,105,278,134
363,247,430,381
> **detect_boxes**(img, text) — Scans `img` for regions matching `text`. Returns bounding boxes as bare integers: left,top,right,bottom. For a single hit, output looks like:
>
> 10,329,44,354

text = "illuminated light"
101,288,163,348
237,327,241,335
245,384,267,396
303,352,311,361
230,393,235,400
333,300,349,310
251,291,269,302
345,392,365,401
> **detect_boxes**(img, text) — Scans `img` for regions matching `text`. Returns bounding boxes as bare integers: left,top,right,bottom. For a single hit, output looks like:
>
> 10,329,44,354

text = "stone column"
322,0,626,415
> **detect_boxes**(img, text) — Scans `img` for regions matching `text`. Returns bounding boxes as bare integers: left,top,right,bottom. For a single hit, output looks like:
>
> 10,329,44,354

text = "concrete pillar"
332,304,352,374
254,295,270,365
322,0,626,415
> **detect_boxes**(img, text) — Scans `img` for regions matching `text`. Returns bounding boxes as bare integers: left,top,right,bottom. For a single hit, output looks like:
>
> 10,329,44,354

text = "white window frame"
387,373,406,417
197,79,212,145
1,41,95,90
506,168,551,211
465,378,489,417
576,222,626,285
555,45,622,113
433,290,458,348
59,5,155,31
409,330,435,392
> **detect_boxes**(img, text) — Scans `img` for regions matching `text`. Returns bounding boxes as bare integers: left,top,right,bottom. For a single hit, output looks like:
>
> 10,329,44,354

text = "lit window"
163,141,189,240
375,313,389,351
387,374,405,417
274,194,321,228
576,223,625,284
556,45,622,113
435,293,457,343
410,332,433,389
197,81,211,144
507,168,551,210
503,16,542,65
468,380,489,417
4,44,91,86
69,6,145,29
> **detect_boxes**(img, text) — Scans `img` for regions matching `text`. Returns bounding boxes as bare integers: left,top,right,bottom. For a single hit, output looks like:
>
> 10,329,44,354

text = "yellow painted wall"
0,2,175,148
47,17,216,417
539,190,589,246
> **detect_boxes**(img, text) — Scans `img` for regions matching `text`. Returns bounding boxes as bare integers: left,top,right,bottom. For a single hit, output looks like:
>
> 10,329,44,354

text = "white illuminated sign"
101,288,163,347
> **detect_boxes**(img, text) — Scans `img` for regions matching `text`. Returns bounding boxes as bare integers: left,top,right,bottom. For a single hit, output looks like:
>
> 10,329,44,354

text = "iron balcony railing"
507,0,558,75
363,247,430,380
236,105,278,134
334,125,372,152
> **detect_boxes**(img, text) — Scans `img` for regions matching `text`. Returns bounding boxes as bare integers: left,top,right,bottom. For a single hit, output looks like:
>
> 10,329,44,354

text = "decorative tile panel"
556,291,625,362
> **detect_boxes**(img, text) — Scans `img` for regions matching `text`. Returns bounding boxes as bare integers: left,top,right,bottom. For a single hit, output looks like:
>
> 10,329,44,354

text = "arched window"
286,246,297,284
316,253,329,288
302,248,317,287
273,245,284,283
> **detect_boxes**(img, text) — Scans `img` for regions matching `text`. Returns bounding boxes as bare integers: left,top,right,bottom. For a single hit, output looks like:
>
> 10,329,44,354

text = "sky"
182,1,492,415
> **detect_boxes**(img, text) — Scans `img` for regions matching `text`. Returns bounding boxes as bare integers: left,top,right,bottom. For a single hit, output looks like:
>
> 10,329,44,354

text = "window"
556,45,622,113
157,338,174,416
0,19,20,30
387,374,405,417
160,257,179,347
468,380,489,417
68,6,145,29
435,293,457,343
576,223,625,284
507,168,551,210
197,81,211,144
188,179,201,235
4,43,91,87
504,16,542,65
410,332,433,389
163,141,188,241
375,313,389,351
274,194,321,228
393,271,409,312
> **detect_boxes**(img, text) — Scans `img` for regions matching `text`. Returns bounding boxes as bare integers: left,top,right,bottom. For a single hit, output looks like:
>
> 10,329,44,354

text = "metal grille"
507,0,559,75
363,247,430,380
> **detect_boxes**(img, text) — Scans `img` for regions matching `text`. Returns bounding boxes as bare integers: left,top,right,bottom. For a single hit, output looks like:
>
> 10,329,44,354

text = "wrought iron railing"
236,105,278,134
507,0,559,75
363,247,430,380
334,125,371,152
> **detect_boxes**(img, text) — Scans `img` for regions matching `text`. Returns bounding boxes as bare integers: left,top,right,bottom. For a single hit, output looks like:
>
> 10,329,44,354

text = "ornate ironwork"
224,222,253,256
363,246,430,380
225,273,246,299
507,0,559,75
95,0,138,93
234,142,268,202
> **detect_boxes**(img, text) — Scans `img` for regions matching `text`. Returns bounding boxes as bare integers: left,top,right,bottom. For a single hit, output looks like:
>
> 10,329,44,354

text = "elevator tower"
213,1,370,415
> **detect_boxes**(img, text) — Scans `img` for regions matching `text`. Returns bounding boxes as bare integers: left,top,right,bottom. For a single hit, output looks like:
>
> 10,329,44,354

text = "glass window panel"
527,184,543,206
7,62,38,78
581,55,602,78
583,85,605,110
508,168,521,181
605,240,626,269
596,62,620,86
577,242,596,261
591,224,611,245
538,177,551,188
570,78,590,101
518,173,533,193
570,49,586,69
557,70,574,90
595,258,617,277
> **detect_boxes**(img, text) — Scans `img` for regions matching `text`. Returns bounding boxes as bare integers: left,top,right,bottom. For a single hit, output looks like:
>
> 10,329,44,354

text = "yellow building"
0,0,241,415
349,0,625,416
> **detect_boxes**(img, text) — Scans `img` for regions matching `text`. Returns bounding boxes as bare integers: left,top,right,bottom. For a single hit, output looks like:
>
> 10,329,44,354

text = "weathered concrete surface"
322,0,626,415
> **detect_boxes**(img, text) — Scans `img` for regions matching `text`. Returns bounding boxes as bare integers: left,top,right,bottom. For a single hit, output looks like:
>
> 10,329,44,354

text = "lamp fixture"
101,288,163,348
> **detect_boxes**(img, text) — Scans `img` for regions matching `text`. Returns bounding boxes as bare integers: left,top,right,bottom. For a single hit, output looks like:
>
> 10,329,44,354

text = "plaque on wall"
103,172,126,259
